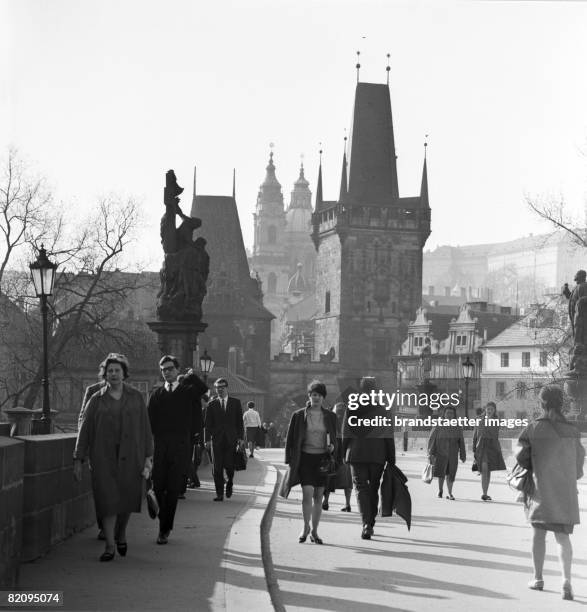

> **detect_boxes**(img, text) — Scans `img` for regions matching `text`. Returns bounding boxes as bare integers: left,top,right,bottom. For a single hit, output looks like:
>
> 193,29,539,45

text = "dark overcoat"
473,422,506,471
280,406,338,498
74,384,154,517
428,425,466,480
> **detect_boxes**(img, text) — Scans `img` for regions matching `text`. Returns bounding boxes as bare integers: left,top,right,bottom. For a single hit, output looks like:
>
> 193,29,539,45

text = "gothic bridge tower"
312,79,431,388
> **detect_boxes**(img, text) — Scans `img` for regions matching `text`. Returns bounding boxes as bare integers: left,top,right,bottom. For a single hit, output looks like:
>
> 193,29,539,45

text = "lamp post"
462,355,475,420
29,245,58,434
199,349,215,385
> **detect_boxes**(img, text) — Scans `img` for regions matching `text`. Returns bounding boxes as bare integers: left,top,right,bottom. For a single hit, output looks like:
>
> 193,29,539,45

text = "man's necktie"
222,399,226,412
166,383,172,392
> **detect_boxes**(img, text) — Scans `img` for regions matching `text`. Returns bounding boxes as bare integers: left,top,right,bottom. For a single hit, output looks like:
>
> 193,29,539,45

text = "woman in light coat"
473,401,506,501
428,406,466,500
515,385,585,600
74,355,153,562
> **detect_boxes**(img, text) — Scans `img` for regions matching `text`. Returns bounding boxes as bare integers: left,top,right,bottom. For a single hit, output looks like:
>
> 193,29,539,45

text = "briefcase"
234,442,248,471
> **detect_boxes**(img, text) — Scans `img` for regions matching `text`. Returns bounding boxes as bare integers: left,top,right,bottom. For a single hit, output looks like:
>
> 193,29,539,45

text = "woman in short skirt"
283,381,337,544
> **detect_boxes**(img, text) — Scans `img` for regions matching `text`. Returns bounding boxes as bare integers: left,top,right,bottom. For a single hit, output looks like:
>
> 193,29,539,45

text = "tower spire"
339,134,348,201
420,136,429,207
315,146,324,211
232,168,236,199
193,166,197,198
386,53,390,85
356,50,361,83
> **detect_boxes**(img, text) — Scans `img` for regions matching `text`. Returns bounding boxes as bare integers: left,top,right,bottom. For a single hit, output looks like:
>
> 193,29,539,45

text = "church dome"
287,263,307,294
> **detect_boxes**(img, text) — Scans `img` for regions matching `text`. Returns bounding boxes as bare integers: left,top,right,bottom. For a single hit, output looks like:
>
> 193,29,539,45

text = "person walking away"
516,385,585,600
243,401,262,457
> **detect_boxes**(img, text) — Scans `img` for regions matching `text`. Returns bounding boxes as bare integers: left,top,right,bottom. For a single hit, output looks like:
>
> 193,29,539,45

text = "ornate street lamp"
29,245,58,434
199,349,215,384
462,355,475,419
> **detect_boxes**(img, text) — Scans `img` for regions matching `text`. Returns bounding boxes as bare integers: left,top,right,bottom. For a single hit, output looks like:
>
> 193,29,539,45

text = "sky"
2,0,587,271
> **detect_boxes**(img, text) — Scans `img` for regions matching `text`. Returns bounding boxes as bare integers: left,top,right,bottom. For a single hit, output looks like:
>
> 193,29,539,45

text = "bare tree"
0,151,153,411
0,148,56,293
526,194,587,248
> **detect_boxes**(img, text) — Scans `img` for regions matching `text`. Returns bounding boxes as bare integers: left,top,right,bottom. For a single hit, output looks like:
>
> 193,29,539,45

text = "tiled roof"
191,194,273,321
347,83,399,204
483,320,565,348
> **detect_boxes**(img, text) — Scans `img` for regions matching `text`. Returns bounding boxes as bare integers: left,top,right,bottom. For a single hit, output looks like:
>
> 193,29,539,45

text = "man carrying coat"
204,378,244,501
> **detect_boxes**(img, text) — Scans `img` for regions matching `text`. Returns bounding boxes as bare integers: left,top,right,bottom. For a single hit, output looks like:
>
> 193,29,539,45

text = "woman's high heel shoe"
116,541,127,557
298,528,310,543
99,549,115,562
562,581,573,600
310,533,323,544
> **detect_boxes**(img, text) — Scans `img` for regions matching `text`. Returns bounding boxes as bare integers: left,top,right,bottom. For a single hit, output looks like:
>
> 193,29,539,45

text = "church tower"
284,162,315,288
251,150,289,356
312,80,431,388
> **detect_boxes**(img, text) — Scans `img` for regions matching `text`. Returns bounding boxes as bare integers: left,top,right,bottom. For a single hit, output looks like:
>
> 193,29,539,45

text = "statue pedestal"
147,320,208,370
564,376,587,420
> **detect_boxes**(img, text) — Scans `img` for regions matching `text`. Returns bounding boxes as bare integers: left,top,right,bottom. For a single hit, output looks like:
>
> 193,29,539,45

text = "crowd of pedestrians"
74,358,585,601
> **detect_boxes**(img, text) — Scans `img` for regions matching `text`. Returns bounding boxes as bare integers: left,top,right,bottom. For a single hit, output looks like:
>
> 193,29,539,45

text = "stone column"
147,320,208,370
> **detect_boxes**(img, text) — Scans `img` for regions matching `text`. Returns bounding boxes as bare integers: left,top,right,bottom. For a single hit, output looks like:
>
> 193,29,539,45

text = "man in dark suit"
148,355,208,544
343,377,395,540
204,377,244,501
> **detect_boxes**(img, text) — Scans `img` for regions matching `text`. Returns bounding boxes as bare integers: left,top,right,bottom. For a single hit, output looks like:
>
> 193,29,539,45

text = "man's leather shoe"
213,496,224,501
156,532,169,545
226,482,233,498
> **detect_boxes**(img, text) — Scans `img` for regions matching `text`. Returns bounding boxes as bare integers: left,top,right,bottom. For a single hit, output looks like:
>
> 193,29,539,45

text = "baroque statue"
156,170,209,321
562,270,587,376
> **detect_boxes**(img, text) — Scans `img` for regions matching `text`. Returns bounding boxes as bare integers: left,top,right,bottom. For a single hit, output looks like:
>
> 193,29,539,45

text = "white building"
480,309,566,418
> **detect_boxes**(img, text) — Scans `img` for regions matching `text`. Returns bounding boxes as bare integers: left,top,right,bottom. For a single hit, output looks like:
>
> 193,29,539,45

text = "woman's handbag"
506,463,536,507
146,485,159,519
318,433,336,476
318,453,336,476
471,461,479,472
421,462,434,484
234,441,248,471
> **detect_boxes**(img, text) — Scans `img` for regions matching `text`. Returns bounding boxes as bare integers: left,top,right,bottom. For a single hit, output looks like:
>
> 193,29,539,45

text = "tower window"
268,225,277,244
500,353,509,367
522,352,531,367
325,291,331,314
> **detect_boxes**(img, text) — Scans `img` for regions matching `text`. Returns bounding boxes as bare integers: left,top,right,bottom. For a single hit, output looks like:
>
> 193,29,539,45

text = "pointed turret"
420,142,429,207
232,168,236,199
339,137,348,202
347,82,399,204
315,152,324,212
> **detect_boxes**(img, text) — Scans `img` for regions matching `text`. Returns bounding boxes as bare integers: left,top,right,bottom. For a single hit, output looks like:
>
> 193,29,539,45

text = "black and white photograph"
2,1,587,610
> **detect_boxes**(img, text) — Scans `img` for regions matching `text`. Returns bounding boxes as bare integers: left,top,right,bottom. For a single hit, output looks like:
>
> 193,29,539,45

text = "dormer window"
456,334,467,347
414,336,424,348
